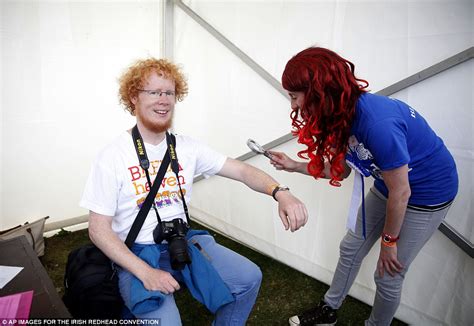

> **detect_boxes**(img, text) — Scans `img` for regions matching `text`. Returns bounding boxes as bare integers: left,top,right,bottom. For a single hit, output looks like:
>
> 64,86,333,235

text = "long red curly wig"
282,47,368,186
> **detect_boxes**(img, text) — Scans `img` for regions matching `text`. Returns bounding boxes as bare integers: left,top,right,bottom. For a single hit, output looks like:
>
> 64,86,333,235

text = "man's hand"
377,244,403,277
274,190,309,232
217,158,309,231
139,268,180,294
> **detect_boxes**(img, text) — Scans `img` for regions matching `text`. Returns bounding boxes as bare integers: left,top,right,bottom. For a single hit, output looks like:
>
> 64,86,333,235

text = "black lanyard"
131,125,190,225
165,132,190,223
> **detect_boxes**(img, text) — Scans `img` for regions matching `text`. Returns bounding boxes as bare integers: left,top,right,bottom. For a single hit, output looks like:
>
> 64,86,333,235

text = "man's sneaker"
289,300,337,326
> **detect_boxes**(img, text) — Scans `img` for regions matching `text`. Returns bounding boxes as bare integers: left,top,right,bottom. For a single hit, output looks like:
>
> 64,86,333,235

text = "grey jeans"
324,187,452,325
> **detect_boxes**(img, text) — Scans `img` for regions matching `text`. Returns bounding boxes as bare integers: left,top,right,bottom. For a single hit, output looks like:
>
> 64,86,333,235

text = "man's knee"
252,264,263,286
240,261,262,289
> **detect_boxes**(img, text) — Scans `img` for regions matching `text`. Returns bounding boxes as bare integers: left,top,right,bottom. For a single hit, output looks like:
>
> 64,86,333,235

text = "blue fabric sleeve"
365,118,410,171
129,246,166,314
181,245,235,313
127,230,234,316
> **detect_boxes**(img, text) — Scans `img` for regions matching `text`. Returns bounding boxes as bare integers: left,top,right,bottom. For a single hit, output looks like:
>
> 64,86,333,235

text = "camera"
153,218,191,270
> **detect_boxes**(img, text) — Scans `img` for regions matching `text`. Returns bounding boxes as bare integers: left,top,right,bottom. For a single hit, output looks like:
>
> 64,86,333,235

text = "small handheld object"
247,139,273,159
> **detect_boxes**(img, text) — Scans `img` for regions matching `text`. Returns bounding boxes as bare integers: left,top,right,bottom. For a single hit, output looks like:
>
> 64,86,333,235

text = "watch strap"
271,185,290,201
381,232,399,243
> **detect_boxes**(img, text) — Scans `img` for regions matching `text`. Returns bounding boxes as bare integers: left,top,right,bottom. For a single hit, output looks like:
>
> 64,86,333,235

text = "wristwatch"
381,232,399,244
271,185,290,201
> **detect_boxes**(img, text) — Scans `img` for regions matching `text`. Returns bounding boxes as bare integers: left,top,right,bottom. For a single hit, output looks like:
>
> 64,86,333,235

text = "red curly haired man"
80,58,308,325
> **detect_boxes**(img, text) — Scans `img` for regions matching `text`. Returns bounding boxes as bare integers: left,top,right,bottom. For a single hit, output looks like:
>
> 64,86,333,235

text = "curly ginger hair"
118,58,188,115
282,47,368,186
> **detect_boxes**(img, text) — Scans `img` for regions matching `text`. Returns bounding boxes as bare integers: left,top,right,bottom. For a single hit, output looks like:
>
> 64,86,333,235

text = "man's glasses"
137,89,176,98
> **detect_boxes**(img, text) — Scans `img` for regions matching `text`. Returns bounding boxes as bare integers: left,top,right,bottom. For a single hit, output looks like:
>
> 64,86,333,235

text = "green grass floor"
40,221,406,326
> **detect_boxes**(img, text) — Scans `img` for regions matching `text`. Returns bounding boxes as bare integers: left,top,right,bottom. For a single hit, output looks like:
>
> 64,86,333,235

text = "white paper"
346,171,363,232
0,265,24,289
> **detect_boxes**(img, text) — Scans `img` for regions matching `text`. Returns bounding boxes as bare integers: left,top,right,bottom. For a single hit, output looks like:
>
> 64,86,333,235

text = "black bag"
63,244,123,318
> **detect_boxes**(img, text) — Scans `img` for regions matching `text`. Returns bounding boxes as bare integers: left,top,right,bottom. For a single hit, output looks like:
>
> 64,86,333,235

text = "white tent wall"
1,1,163,230
390,61,473,244
172,1,473,325
0,0,472,324
185,60,474,325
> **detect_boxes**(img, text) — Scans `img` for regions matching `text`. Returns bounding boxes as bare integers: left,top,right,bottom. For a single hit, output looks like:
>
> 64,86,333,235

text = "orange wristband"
381,241,397,248
267,183,279,196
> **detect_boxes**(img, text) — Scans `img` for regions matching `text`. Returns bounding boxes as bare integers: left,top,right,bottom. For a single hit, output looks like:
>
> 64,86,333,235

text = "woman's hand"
268,151,306,173
377,244,403,277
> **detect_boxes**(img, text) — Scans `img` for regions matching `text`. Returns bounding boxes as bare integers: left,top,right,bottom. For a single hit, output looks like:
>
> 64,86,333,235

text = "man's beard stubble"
137,109,174,134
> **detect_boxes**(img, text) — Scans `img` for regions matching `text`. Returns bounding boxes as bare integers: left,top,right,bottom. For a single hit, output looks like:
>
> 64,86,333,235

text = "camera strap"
126,125,171,248
165,132,191,225
131,125,164,224
127,125,191,247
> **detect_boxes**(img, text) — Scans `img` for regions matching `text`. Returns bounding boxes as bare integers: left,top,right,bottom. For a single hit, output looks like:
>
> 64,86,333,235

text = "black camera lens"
152,218,191,270
169,237,192,270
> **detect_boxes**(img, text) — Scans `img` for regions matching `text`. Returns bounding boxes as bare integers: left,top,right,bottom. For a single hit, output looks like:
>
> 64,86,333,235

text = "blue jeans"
118,234,262,326
324,187,452,326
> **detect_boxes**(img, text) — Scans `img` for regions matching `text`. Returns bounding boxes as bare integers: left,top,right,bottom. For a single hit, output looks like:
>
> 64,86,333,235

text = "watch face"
382,234,398,243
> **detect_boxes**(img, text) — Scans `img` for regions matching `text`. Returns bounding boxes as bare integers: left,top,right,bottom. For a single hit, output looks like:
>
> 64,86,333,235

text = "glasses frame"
137,89,176,98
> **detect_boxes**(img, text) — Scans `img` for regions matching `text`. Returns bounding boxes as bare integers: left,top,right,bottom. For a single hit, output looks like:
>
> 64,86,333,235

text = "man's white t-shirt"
80,131,227,244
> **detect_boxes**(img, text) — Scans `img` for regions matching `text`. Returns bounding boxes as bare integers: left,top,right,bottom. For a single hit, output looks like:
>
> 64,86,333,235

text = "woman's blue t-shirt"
346,93,458,205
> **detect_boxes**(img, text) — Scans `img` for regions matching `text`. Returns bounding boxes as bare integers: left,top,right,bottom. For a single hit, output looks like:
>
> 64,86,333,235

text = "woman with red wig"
270,47,458,326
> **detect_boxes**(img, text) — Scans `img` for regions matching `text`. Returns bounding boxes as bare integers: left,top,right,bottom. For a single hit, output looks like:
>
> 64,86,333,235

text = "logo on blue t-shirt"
346,135,383,179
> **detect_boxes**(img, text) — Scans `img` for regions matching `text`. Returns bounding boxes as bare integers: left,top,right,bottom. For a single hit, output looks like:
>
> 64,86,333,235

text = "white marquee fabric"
1,1,472,325
1,1,160,229
173,1,473,325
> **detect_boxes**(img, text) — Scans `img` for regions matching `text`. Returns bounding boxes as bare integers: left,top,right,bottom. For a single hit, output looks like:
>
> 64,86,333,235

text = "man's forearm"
240,163,282,196
218,158,283,196
89,213,152,280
